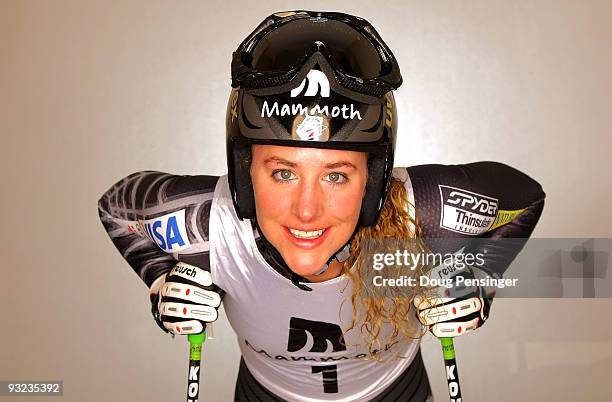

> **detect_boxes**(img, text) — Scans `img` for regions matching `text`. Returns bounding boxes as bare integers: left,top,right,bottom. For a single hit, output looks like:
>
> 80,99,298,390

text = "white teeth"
289,228,324,239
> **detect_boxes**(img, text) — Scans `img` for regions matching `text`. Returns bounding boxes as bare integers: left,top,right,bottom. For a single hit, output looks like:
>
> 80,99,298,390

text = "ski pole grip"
188,331,206,360
441,337,455,360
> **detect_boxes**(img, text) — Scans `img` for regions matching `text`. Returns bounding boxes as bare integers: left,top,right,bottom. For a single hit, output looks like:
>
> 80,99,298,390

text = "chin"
283,253,330,276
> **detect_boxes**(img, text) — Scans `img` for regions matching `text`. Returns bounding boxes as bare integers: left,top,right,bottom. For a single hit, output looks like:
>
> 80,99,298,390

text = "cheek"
252,177,289,219
327,185,366,220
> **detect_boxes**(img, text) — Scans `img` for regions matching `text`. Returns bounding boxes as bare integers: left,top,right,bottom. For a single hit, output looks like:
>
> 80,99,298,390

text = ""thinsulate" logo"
439,185,499,235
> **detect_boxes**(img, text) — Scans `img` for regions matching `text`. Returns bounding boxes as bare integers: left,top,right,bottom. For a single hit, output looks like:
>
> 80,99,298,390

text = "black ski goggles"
231,11,402,97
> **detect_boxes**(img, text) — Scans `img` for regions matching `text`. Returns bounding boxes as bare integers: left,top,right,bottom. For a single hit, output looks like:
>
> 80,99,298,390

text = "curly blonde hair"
342,176,430,359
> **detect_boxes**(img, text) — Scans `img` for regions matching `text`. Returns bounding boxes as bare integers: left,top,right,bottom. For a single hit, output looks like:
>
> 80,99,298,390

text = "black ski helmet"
226,11,402,226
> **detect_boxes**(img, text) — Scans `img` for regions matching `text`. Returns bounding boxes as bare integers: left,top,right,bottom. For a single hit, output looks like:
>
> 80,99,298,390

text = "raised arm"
406,161,545,337
407,161,545,277
98,171,220,289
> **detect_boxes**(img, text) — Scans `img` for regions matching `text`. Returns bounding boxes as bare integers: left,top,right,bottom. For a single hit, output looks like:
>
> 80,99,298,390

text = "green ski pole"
186,331,206,402
440,337,462,401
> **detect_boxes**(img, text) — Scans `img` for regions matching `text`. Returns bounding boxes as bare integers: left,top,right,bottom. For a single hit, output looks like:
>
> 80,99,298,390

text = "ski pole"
440,337,462,401
186,331,206,402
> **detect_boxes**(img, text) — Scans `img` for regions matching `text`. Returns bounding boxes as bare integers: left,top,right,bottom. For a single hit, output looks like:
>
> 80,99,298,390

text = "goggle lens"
249,18,382,79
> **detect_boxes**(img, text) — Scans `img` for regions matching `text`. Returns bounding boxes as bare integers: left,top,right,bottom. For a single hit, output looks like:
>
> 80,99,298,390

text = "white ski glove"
414,263,493,338
149,262,222,335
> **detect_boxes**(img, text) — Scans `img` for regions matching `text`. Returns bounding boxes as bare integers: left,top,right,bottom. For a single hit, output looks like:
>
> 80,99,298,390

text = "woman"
98,11,545,401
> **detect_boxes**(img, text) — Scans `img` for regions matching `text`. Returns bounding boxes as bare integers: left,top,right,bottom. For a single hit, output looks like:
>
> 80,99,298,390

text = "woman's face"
251,145,368,278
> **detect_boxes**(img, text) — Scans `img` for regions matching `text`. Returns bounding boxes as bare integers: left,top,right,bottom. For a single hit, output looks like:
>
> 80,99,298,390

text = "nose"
291,177,323,223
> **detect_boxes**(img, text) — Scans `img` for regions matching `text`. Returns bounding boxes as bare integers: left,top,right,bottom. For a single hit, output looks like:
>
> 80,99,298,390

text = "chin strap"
289,243,352,291
290,273,313,292
312,243,352,276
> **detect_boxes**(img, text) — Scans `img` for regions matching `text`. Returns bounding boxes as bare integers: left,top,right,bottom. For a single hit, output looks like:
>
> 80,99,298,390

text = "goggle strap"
336,74,391,98
234,71,295,90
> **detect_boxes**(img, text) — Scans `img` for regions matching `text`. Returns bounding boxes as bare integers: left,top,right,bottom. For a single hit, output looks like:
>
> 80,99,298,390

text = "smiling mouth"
288,228,326,239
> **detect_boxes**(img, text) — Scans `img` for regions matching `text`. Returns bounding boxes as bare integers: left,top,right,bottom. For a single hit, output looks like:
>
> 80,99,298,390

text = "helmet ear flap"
229,144,256,220
360,155,387,226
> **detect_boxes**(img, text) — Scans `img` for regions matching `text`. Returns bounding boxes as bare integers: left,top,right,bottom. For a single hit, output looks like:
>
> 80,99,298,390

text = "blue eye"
325,172,348,185
272,169,296,182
